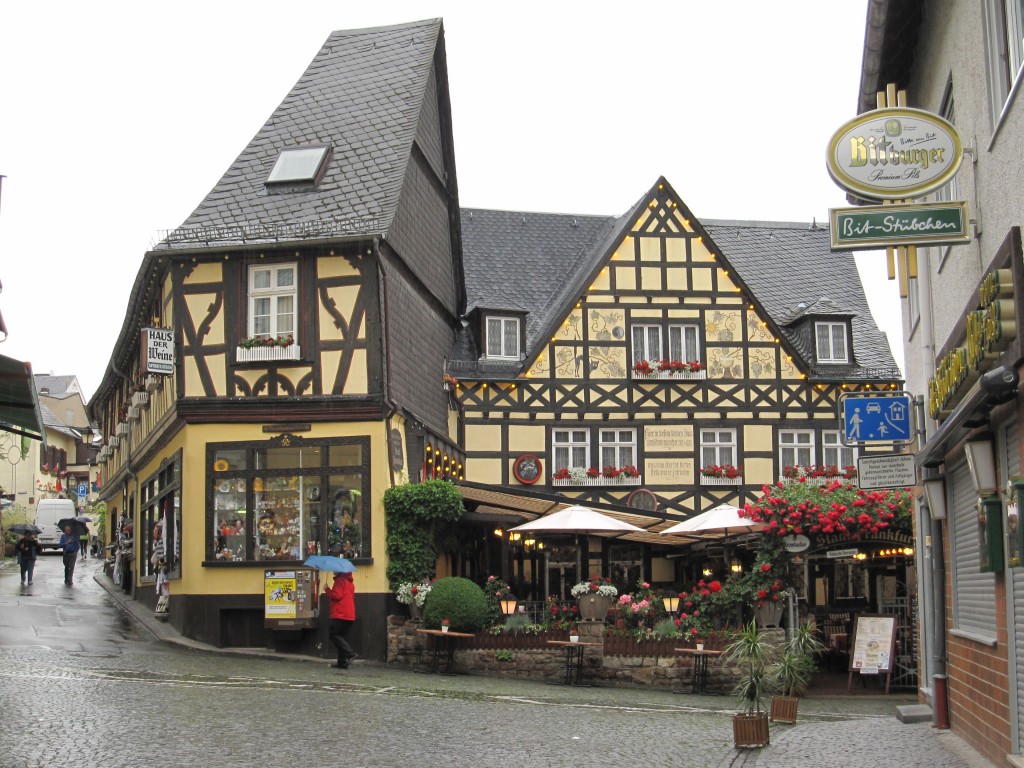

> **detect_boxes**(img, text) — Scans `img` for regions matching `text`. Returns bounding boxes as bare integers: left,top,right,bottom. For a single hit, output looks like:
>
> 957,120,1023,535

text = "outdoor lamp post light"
922,477,947,520
499,594,518,616
730,558,743,573
662,595,680,615
964,438,998,497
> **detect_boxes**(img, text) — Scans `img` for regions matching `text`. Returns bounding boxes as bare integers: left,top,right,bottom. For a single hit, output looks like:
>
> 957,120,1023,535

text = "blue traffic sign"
77,483,87,496
843,394,912,444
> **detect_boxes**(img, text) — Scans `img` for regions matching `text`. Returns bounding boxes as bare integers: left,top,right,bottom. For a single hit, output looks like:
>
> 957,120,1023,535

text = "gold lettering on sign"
928,266,1018,419
644,426,693,453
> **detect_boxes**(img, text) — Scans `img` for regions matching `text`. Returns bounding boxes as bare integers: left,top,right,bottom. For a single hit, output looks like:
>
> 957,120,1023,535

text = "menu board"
848,615,896,674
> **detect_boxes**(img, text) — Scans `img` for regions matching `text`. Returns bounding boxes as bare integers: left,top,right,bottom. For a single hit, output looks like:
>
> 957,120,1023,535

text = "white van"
35,498,77,551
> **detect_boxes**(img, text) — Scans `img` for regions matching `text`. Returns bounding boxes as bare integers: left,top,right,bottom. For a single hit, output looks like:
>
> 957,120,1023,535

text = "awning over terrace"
0,353,45,442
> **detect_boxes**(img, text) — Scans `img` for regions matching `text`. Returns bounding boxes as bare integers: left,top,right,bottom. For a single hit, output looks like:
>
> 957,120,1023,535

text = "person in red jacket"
324,571,357,668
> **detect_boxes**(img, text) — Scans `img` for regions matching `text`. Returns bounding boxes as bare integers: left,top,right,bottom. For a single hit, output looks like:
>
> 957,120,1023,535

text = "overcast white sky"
0,1,903,402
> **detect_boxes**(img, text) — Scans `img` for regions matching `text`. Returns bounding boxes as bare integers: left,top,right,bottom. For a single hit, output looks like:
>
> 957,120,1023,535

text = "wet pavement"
0,553,997,767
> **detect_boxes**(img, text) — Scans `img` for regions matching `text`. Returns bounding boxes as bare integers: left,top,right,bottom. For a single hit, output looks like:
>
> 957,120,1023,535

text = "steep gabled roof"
156,19,444,249
454,179,899,382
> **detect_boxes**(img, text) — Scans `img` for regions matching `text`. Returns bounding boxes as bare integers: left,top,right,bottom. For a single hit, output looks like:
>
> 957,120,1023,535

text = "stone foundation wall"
386,616,785,694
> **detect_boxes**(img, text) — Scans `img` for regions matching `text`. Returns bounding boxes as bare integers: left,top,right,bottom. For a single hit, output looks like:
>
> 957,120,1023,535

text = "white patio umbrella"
509,504,646,535
509,505,646,584
660,503,764,537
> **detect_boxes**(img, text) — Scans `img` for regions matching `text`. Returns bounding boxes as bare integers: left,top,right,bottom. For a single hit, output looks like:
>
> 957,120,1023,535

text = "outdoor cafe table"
547,640,602,687
416,628,474,674
674,647,722,694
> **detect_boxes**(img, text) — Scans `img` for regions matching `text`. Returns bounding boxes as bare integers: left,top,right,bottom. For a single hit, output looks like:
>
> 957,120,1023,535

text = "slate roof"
38,402,77,439
35,375,81,399
454,188,900,382
155,19,444,249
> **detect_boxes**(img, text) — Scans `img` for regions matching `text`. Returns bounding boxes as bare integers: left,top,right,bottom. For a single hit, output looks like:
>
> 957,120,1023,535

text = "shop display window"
206,436,370,564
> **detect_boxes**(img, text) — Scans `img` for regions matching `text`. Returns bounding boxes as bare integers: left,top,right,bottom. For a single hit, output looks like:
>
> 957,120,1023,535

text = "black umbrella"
56,518,88,537
9,523,42,536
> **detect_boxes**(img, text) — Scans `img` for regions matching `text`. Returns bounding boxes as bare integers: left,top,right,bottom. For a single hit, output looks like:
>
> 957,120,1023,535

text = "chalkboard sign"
848,614,897,674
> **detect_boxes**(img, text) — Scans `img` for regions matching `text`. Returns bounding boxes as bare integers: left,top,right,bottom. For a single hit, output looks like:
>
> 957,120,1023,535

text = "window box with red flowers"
236,334,301,363
631,359,707,380
779,465,857,485
699,464,743,486
552,466,642,487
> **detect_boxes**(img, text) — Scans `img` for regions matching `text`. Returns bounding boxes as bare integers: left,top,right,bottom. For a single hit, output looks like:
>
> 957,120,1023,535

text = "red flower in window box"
632,360,654,376
585,467,601,479
552,467,571,480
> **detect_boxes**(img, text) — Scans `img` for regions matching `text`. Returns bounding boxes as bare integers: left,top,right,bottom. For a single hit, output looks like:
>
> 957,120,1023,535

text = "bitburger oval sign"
826,107,963,200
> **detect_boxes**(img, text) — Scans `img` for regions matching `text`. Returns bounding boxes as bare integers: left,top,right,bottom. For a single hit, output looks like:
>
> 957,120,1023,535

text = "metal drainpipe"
917,248,949,729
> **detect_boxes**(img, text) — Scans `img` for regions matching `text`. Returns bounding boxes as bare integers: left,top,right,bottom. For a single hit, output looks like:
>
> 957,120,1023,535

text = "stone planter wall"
386,617,786,693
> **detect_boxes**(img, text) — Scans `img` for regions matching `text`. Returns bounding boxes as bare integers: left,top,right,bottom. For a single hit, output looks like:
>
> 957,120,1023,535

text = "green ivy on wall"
384,479,464,589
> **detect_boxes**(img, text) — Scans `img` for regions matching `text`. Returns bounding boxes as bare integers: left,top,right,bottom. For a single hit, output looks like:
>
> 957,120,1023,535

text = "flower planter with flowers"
236,334,301,363
631,359,707,380
551,466,642,487
395,580,433,621
571,578,618,621
699,464,743,486
441,618,450,633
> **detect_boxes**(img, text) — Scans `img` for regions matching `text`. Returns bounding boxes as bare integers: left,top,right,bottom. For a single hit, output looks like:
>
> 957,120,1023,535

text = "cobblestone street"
0,555,995,767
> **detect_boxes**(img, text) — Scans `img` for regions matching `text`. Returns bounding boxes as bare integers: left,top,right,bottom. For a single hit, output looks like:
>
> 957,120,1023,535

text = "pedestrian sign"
841,393,913,445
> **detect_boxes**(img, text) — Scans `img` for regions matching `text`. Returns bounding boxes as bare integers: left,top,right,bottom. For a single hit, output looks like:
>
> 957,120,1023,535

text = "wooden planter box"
732,713,770,748
769,695,799,724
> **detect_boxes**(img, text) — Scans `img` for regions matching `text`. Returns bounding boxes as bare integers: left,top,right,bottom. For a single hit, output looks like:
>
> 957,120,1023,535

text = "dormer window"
266,145,330,185
815,321,849,364
486,316,520,359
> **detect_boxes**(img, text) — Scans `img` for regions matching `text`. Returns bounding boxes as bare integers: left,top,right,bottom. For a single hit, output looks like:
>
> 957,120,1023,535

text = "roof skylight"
266,146,329,184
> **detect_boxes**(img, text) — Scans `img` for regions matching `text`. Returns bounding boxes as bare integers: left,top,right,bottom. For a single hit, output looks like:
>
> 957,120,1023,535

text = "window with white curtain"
822,431,857,469
553,429,589,471
780,430,814,468
599,429,635,468
248,263,297,340
700,429,736,467
815,321,849,364
486,316,520,359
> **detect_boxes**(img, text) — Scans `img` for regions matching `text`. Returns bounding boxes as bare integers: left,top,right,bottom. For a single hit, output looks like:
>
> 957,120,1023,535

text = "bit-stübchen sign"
826,107,963,200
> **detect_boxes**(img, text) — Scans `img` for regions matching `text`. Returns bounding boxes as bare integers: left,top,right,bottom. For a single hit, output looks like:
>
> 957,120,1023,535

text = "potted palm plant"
724,619,774,748
767,621,826,723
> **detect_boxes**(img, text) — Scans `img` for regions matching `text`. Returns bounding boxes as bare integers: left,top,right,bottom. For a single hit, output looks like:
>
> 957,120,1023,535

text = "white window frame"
668,323,701,363
486,316,520,360
780,430,815,469
700,429,736,468
599,429,636,469
553,429,590,471
814,321,849,364
248,263,297,341
822,431,857,470
631,324,662,364
983,0,1024,130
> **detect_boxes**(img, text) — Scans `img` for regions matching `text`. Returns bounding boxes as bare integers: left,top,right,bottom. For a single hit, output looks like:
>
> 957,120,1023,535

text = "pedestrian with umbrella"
309,556,358,669
57,519,85,586
14,527,42,586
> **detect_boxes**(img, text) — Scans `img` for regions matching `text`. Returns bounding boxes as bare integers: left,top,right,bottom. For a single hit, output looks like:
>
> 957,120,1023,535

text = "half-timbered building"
451,180,904,599
88,17,902,660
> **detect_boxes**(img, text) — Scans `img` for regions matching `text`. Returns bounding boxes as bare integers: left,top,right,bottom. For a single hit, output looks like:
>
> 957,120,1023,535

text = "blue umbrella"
304,555,356,573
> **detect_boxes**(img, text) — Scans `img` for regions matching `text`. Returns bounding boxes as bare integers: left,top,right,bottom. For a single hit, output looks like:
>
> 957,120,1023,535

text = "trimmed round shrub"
422,576,490,632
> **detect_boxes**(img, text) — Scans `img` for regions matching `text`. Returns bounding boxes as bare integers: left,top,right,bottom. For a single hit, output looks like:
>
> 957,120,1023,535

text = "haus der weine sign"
141,328,174,375
826,107,963,200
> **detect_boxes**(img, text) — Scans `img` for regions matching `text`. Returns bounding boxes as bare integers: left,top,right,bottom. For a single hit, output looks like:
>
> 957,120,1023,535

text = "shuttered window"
951,459,997,638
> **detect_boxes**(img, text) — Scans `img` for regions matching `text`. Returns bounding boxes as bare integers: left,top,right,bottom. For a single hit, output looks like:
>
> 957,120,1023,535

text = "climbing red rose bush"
741,478,913,538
